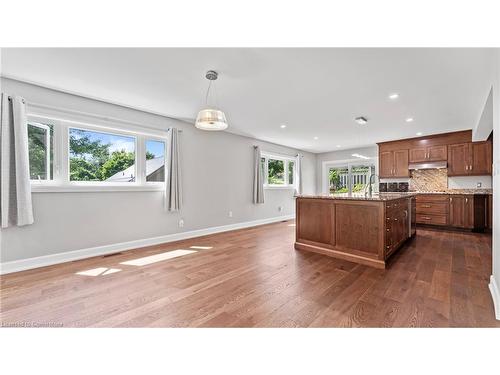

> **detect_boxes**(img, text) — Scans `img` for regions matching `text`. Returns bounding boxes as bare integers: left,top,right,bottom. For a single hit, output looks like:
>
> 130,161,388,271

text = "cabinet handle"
465,165,468,171
394,218,398,221
450,197,453,203
423,216,431,220
421,204,431,208
466,197,468,203
470,165,473,170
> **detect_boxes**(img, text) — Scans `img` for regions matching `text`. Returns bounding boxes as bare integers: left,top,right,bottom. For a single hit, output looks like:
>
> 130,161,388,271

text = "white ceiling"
1,48,496,153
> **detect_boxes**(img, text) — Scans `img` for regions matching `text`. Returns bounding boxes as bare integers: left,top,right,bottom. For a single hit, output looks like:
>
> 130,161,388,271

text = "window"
28,122,54,180
69,128,136,182
145,140,165,182
27,112,168,192
261,153,296,188
327,162,375,195
268,159,285,185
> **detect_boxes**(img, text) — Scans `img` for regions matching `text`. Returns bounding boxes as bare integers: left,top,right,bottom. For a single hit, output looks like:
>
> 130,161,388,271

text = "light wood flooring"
1,221,498,327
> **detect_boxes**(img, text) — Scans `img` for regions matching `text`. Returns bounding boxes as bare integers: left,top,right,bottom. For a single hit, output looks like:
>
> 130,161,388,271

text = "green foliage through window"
69,128,136,182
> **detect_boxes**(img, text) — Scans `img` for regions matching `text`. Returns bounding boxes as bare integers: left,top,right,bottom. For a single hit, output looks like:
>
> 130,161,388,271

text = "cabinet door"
409,148,427,163
428,145,447,161
393,149,409,177
464,195,474,229
379,151,394,178
449,196,466,228
448,143,469,176
470,142,492,175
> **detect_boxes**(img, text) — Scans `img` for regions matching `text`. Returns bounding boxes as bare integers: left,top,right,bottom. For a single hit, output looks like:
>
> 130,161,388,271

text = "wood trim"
378,130,472,152
294,241,386,269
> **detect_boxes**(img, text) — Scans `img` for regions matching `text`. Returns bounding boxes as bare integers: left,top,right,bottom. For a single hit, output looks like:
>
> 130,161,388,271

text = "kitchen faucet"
364,173,378,197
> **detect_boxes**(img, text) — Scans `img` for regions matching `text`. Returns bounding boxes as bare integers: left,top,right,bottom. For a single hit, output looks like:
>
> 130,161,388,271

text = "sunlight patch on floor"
189,245,213,250
288,224,296,227
76,267,122,276
120,249,197,266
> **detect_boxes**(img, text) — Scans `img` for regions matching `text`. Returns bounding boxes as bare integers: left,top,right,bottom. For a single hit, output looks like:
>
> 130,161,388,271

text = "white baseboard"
0,214,295,275
489,275,500,320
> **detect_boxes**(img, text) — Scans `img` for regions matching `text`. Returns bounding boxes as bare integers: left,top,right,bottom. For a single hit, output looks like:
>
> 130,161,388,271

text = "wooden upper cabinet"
448,143,469,176
448,141,492,176
470,141,492,175
379,151,395,178
409,145,447,163
409,148,427,163
428,145,447,161
379,150,409,178
393,149,409,177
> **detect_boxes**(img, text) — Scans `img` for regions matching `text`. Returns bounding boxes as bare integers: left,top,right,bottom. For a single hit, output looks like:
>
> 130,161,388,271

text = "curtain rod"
23,100,183,133
7,96,26,104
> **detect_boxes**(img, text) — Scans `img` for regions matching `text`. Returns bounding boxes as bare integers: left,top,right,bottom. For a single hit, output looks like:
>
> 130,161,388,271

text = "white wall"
0,78,316,263
315,146,378,194
491,50,500,318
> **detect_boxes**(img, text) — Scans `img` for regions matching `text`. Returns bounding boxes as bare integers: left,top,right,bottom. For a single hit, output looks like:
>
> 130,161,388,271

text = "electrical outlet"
477,182,482,188
228,211,233,218
178,219,184,228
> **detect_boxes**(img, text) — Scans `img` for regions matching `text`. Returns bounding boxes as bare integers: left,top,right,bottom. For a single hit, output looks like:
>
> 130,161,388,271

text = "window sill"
264,185,296,190
31,184,164,193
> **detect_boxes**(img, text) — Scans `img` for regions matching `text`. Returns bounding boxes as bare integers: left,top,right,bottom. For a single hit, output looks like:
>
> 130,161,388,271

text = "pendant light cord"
205,80,212,106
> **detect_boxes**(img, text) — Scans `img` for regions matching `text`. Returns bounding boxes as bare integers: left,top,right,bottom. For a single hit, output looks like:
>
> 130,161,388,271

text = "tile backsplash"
409,169,448,191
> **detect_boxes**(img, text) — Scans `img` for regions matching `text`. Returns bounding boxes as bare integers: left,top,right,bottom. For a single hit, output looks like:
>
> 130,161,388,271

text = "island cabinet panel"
335,204,380,256
295,197,413,269
296,199,335,247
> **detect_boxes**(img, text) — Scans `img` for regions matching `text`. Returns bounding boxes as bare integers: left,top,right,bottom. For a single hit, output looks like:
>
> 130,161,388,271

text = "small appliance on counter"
379,182,409,192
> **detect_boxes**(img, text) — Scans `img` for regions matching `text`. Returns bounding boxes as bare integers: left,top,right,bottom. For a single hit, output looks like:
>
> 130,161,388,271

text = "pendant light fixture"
195,70,228,131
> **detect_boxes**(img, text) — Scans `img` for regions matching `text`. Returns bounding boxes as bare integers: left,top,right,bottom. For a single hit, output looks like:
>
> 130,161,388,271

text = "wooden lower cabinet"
295,197,412,269
385,203,408,258
416,194,488,230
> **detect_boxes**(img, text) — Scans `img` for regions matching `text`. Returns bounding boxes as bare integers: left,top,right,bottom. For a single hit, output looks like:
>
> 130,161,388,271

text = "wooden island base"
295,194,416,269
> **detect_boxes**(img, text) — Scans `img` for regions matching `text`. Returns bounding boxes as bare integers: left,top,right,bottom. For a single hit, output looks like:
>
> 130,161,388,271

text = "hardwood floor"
1,221,498,327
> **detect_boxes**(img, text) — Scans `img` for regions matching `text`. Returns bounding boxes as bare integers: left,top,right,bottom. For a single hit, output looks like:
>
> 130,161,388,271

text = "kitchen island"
295,193,416,269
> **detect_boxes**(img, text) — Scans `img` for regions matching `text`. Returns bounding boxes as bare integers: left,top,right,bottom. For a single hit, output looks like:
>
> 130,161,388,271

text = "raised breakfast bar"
295,193,416,269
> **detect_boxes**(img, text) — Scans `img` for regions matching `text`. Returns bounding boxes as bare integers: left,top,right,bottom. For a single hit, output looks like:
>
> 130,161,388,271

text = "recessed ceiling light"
389,93,399,100
313,136,319,140
280,124,287,128
355,116,368,125
416,132,422,136
406,117,414,122
336,145,341,148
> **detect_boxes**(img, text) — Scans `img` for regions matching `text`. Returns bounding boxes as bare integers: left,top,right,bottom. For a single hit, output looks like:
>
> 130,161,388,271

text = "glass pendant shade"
195,108,228,131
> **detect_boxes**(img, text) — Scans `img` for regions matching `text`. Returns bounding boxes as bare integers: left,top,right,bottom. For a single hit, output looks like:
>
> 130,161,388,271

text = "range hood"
408,161,447,170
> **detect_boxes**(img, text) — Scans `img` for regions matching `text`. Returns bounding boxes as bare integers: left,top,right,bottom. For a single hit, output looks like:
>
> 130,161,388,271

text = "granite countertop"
295,192,417,201
410,189,492,195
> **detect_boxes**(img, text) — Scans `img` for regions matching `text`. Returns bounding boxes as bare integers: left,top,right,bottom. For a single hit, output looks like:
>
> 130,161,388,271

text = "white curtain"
164,128,182,211
0,94,34,228
295,153,303,195
253,145,264,204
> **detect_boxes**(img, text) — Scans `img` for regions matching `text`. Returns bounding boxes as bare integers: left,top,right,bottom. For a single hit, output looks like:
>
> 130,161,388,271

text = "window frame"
27,111,169,193
261,152,296,189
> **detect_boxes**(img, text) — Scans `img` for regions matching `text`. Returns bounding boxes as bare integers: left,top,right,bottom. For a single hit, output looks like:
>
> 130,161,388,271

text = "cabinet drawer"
416,213,448,226
416,194,449,203
416,202,449,215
